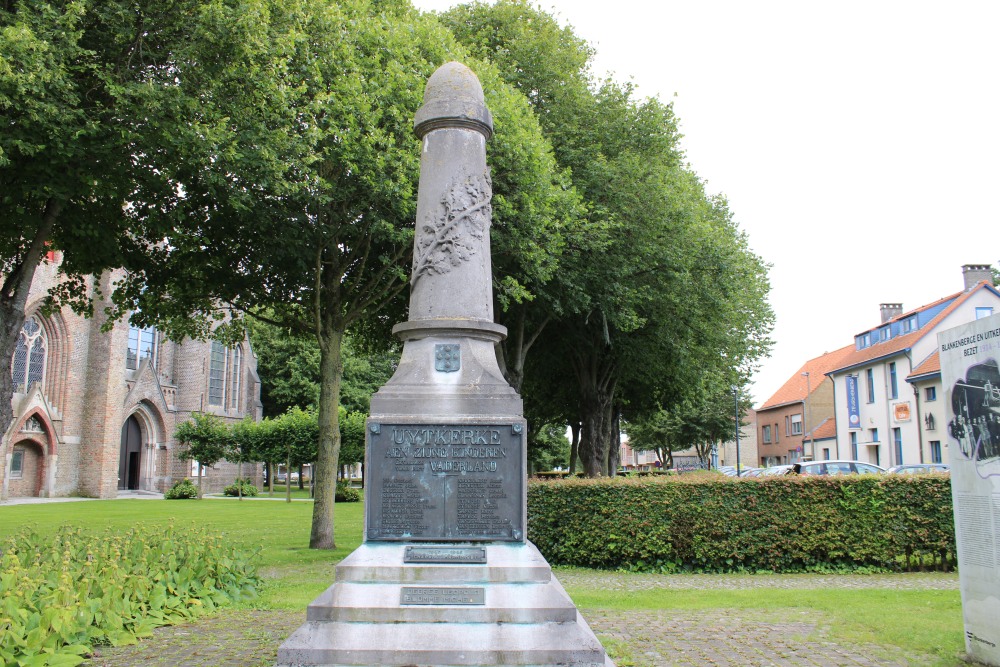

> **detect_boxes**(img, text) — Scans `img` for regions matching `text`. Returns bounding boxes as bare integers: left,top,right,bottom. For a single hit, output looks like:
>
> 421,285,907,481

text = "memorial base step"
275,542,615,667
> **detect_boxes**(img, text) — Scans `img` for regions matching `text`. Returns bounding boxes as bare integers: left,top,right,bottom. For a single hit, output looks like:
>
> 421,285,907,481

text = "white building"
826,265,1000,468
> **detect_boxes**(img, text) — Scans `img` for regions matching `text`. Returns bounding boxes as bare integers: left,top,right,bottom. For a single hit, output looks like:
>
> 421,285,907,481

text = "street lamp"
732,385,741,477
801,371,812,460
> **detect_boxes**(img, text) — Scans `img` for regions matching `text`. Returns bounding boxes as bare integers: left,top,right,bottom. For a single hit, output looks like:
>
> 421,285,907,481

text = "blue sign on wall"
846,375,861,429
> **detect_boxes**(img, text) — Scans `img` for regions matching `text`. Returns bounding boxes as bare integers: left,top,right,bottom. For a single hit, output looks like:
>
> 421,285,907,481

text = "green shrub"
335,480,361,503
164,479,198,500
223,478,259,497
0,525,260,666
527,474,955,573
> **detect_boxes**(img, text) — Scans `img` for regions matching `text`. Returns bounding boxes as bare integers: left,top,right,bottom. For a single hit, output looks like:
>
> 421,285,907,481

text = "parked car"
738,467,762,477
792,460,886,476
717,466,738,476
757,465,794,476
887,464,950,474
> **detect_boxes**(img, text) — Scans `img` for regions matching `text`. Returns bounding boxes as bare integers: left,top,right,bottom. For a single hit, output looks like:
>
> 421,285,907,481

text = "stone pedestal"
277,542,612,667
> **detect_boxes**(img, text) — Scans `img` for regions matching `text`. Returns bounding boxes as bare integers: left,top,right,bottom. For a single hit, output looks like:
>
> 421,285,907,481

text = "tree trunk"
607,404,622,477
0,199,60,439
578,390,610,477
497,305,551,394
197,462,204,498
285,450,292,503
310,327,344,549
568,421,580,475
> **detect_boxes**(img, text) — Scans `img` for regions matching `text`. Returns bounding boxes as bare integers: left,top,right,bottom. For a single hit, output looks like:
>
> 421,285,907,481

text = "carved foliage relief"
411,170,492,286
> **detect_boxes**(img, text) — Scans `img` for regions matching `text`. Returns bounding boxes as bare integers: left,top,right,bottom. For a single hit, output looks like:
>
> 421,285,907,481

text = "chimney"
880,303,902,323
963,264,992,290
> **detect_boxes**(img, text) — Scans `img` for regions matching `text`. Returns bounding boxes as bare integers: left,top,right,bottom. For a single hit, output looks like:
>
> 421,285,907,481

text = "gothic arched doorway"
118,415,143,491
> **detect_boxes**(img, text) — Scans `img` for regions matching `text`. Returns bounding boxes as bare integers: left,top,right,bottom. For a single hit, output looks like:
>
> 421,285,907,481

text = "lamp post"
732,385,741,477
802,371,812,460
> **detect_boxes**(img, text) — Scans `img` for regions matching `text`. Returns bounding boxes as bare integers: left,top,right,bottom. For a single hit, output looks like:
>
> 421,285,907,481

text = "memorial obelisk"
277,61,613,667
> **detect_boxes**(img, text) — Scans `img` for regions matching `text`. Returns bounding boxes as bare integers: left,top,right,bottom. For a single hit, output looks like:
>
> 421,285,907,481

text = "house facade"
2,256,263,500
757,345,855,465
827,265,1000,468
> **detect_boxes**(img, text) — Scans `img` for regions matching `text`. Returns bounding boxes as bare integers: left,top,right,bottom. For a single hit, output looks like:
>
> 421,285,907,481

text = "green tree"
339,409,367,477
247,319,321,417
174,413,231,498
114,0,574,549
265,407,319,502
229,417,266,499
0,0,255,436
442,1,774,477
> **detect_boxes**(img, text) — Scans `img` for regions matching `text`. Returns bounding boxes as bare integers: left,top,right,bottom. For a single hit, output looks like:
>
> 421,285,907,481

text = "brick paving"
84,572,956,667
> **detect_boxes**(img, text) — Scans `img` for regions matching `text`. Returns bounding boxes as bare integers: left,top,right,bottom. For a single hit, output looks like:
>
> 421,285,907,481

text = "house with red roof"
757,345,855,465
826,265,1000,467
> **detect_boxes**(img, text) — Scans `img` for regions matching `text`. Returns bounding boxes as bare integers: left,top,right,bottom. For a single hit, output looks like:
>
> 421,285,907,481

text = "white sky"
413,0,1000,405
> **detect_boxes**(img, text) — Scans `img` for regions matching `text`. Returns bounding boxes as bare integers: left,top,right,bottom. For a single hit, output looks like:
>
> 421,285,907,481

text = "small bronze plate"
400,587,485,605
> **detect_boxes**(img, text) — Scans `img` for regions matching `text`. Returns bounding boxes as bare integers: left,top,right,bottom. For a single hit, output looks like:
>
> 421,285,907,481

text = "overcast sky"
412,0,1000,405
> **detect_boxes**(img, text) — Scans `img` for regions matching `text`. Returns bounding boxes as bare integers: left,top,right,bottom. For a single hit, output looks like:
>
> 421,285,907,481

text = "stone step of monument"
305,579,578,623
333,542,552,584
276,613,611,667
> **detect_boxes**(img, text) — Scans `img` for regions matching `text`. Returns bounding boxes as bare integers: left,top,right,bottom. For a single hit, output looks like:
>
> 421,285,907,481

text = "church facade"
1,255,262,500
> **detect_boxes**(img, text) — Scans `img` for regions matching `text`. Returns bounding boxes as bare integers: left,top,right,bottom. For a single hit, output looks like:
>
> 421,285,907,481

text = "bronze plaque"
400,587,485,605
366,423,524,542
404,546,487,564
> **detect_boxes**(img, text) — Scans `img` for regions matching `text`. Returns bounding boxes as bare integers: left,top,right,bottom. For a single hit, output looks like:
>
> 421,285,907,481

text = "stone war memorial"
276,62,613,666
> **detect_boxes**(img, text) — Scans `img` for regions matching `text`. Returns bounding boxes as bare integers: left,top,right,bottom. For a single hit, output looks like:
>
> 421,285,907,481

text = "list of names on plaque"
379,478,432,536
367,423,523,541
456,478,511,537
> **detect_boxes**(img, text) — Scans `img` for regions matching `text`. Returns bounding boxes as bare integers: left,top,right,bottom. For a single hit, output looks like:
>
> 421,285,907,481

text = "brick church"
1,254,262,500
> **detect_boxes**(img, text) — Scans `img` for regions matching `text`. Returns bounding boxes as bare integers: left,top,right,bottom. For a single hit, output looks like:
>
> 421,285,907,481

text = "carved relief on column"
411,171,492,287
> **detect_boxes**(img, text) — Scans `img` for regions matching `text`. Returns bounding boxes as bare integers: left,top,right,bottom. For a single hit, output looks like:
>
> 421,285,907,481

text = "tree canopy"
440,0,774,475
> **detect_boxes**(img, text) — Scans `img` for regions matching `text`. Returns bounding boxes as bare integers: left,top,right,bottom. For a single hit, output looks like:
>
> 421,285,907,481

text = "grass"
0,498,966,665
566,584,964,665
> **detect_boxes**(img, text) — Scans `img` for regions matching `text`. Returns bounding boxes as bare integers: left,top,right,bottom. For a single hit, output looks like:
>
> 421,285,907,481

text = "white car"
792,460,886,476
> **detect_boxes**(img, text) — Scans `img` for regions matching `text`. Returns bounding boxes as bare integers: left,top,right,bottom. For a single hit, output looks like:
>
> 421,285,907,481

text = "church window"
126,325,156,370
10,448,24,479
11,317,45,392
209,341,227,406
230,346,242,410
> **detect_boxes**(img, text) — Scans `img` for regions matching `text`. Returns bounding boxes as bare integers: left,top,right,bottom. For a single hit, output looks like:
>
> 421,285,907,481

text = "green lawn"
0,499,966,665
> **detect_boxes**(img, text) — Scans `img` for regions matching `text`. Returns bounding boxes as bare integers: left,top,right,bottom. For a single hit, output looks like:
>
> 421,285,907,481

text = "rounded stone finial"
414,61,493,139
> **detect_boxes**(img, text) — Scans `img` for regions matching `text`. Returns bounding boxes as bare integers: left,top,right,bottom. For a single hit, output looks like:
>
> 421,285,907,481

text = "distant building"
2,256,262,500
619,408,758,472
757,346,855,465
826,265,999,467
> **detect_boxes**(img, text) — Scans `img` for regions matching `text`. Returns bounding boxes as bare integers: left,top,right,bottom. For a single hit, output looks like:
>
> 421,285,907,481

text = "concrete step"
277,613,609,666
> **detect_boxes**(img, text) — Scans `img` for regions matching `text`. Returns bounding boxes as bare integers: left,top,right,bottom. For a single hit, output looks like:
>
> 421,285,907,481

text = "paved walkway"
83,571,959,667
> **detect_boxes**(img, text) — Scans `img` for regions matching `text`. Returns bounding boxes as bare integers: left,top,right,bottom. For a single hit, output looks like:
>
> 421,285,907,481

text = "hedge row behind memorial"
527,475,955,573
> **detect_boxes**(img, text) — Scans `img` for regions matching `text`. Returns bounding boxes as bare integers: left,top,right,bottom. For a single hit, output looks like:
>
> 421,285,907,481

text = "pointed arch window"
11,317,46,392
230,346,242,410
209,341,227,406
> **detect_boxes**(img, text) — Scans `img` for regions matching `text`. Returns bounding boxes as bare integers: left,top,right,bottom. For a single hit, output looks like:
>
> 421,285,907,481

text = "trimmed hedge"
527,474,955,573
